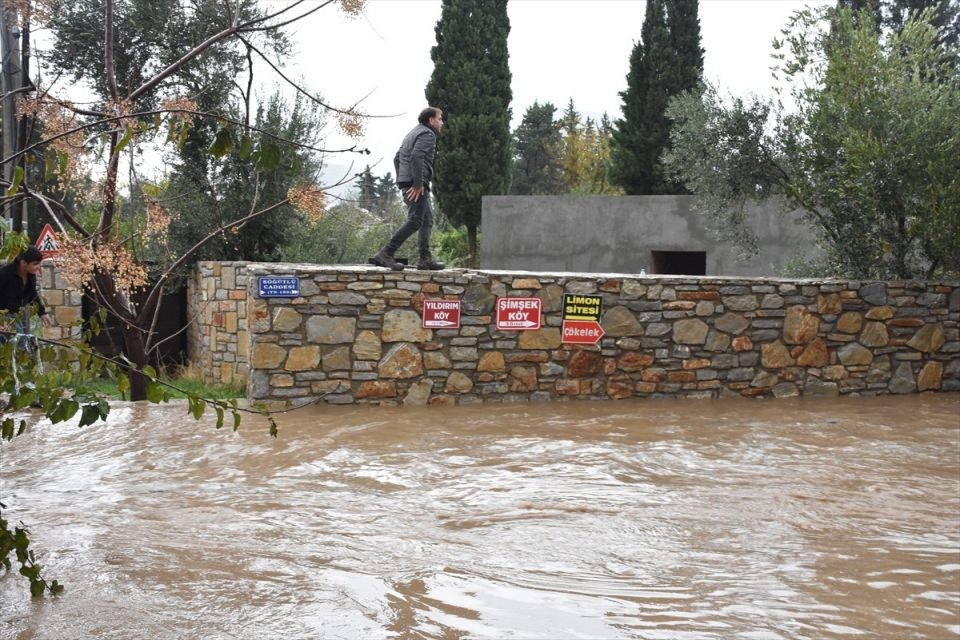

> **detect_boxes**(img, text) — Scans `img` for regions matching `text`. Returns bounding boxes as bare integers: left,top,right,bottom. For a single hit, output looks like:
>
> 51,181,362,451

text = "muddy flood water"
1,393,959,640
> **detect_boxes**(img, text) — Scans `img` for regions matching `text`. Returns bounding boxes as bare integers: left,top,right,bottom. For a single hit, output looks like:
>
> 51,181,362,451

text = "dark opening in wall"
651,251,707,275
83,284,188,369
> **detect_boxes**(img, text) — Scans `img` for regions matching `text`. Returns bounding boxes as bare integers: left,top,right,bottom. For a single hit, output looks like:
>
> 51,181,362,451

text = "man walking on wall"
370,107,446,271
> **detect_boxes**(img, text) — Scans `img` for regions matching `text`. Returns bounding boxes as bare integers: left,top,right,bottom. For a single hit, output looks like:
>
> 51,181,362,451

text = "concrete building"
480,195,819,277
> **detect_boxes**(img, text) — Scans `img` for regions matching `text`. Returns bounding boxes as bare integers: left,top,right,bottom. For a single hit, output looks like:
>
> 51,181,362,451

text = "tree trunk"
94,270,149,401
120,319,149,401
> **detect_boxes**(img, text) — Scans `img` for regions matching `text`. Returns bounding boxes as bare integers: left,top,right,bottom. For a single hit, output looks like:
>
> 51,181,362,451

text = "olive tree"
664,6,960,279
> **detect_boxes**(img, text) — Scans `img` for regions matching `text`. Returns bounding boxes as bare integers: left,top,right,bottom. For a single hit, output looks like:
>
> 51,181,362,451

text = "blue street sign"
258,276,300,298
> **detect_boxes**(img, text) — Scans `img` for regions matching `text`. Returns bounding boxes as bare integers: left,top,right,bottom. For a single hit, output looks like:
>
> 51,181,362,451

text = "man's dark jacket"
0,261,45,318
393,124,437,188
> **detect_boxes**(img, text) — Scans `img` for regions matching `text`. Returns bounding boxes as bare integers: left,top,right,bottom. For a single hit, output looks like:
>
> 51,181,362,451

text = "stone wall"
244,263,959,408
38,259,83,342
186,261,250,385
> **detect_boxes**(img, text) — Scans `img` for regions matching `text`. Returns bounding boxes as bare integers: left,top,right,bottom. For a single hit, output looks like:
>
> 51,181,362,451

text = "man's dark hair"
418,107,442,126
18,246,43,263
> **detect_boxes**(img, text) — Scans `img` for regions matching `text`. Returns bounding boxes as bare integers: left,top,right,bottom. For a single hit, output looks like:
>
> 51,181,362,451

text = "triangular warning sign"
35,223,62,258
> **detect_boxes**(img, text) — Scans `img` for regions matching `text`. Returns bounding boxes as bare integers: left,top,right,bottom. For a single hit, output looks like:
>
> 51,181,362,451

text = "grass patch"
85,363,246,400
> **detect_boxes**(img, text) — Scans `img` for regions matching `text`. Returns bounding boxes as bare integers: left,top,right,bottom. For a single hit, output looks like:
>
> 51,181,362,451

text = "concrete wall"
480,195,818,276
243,263,959,409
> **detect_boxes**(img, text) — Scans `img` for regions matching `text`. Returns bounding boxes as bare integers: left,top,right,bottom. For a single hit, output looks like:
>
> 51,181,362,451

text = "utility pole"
16,2,31,235
0,1,22,233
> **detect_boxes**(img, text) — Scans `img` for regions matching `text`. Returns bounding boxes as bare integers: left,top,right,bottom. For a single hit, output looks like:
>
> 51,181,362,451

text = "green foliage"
374,174,400,217
162,92,326,266
5,167,25,198
0,334,258,595
0,228,31,259
432,223,473,268
355,166,378,210
82,371,246,401
837,0,959,47
426,0,512,252
45,0,310,270
510,99,621,196
280,203,403,265
611,0,703,195
664,6,960,279
554,103,622,195
669,0,705,96
510,101,562,195
353,166,400,217
780,252,850,279
0,518,63,597
47,0,287,111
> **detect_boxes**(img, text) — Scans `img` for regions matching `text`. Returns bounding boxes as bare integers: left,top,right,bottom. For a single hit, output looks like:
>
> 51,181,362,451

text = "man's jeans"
385,187,433,257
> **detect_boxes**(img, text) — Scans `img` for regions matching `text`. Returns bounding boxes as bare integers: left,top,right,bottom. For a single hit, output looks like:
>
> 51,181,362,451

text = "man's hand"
40,313,53,328
404,185,425,202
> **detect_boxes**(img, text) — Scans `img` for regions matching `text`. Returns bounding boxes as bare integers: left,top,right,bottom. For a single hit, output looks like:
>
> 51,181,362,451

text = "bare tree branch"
147,294,214,358
126,27,241,104
0,108,366,169
135,198,291,326
136,170,354,327
236,3,332,34
235,0,311,29
237,34,356,117
143,282,164,354
126,0,319,104
11,331,269,415
20,181,89,236
0,86,34,101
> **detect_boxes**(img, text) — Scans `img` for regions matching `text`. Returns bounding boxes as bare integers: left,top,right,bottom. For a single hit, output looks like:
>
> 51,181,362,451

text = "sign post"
422,299,461,329
495,297,542,331
561,293,604,345
35,223,62,258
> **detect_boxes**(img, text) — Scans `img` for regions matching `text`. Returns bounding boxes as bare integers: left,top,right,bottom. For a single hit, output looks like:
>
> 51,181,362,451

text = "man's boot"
369,247,405,271
417,252,445,270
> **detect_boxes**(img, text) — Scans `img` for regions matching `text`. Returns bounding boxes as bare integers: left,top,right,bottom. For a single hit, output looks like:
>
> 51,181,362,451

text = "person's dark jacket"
0,261,45,318
393,123,437,189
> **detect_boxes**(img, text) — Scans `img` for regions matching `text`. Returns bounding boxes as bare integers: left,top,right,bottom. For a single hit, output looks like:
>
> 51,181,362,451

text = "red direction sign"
495,297,541,331
422,299,461,329
562,319,605,345
35,223,62,258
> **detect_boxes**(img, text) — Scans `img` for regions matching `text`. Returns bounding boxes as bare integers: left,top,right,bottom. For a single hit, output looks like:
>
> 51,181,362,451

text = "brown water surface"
2,394,959,639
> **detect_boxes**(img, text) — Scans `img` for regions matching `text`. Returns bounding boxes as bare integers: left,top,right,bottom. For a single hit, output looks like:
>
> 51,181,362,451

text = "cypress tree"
668,0,704,105
374,173,399,217
355,165,377,210
426,0,512,262
610,0,670,194
611,0,702,195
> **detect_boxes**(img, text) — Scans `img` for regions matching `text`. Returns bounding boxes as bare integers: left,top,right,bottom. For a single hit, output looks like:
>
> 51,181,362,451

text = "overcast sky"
280,0,831,189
